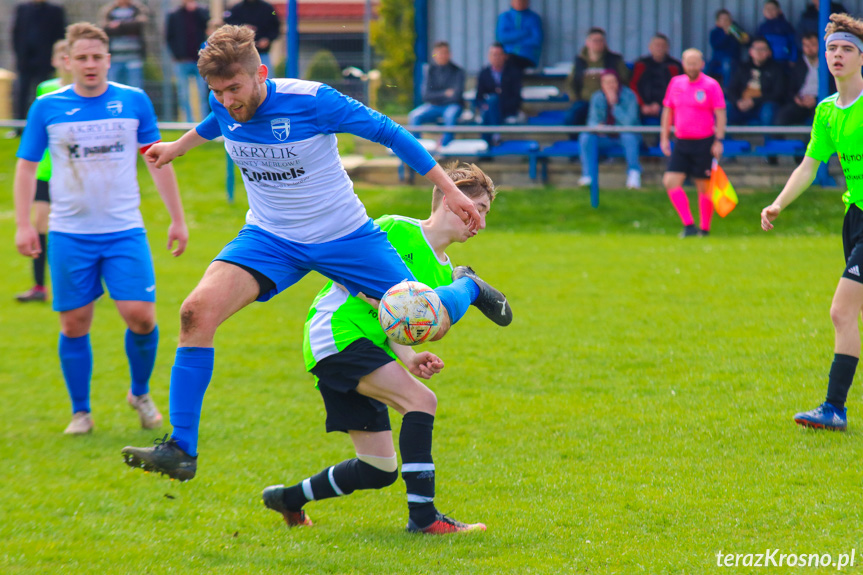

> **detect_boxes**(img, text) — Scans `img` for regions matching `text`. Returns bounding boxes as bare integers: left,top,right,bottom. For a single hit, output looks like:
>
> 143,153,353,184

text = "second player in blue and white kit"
122,25,512,481
13,23,189,435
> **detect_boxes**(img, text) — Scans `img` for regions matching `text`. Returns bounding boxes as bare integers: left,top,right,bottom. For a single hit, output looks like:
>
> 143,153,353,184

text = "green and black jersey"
302,215,453,372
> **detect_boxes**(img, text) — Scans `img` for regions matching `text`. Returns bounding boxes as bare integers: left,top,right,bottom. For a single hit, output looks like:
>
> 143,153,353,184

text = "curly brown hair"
197,24,261,81
431,162,496,212
824,13,863,42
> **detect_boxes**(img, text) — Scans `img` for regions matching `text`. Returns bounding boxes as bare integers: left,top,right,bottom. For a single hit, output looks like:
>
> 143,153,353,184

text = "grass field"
2,135,862,574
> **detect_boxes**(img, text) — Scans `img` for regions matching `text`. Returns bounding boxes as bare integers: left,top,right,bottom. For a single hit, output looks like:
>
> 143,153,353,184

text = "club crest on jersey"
107,101,123,116
271,118,291,141
695,90,706,103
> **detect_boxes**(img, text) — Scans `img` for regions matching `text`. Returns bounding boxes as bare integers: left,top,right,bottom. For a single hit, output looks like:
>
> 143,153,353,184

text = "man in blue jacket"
578,70,642,189
496,0,543,70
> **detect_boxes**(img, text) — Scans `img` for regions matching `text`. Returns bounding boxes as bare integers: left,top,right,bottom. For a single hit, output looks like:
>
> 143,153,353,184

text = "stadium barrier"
0,120,820,208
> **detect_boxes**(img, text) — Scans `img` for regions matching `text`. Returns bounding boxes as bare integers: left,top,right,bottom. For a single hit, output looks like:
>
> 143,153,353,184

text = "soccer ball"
378,281,442,346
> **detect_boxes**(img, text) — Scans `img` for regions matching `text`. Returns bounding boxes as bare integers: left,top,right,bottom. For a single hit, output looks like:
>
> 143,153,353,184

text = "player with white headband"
762,13,863,431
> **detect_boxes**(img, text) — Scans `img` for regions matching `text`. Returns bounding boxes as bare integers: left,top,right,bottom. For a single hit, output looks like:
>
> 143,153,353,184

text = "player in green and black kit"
16,40,71,302
762,14,863,431
262,163,502,534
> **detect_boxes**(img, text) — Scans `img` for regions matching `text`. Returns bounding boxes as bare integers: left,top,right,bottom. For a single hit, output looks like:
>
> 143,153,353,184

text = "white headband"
826,32,863,52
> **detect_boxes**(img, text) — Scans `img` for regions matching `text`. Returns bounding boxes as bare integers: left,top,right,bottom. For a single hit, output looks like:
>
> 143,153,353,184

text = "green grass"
1,137,862,573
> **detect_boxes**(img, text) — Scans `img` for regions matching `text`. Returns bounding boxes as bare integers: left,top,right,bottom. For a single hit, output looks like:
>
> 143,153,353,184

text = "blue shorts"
215,219,416,302
48,228,156,312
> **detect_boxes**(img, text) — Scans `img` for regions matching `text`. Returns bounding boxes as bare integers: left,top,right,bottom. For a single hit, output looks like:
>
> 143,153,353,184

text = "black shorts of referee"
667,136,714,180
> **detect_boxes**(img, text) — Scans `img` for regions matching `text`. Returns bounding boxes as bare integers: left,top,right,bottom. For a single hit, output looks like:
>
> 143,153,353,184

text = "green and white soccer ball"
378,281,442,346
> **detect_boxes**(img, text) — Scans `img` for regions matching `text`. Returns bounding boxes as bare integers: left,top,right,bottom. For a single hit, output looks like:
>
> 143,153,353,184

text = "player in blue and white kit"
121,25,512,481
14,23,189,435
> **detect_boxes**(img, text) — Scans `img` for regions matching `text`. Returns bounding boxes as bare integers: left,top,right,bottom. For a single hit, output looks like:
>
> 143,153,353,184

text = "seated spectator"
578,70,642,189
727,37,786,126
757,1,797,65
408,41,465,146
475,42,523,146
707,9,749,87
565,27,630,127
777,32,828,125
495,0,543,70
630,33,681,126
798,1,848,39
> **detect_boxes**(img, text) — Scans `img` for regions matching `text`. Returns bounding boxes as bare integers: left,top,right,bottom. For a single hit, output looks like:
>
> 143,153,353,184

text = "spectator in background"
707,9,749,87
99,0,149,89
495,0,543,70
167,0,210,122
579,70,642,190
408,41,465,147
11,0,66,126
776,32,827,125
565,27,630,127
727,37,786,126
661,49,726,238
475,42,523,146
798,0,848,39
630,33,681,126
224,0,281,76
757,1,797,65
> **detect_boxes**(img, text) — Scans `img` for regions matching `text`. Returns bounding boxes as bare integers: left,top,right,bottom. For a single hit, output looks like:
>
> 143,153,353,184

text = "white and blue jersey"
17,83,161,235
197,79,437,244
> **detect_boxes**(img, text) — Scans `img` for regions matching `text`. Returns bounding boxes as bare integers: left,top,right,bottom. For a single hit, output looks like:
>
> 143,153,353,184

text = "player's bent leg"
122,262,261,479
263,430,398,528
59,303,96,434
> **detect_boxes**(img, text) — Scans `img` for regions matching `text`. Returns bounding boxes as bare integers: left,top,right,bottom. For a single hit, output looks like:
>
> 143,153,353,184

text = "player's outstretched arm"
145,129,209,169
145,161,189,256
761,155,820,231
13,159,40,258
388,340,444,380
424,164,481,232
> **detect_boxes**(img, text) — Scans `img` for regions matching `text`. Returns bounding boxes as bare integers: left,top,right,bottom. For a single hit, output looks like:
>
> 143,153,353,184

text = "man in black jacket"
630,33,681,125
167,0,210,121
475,42,523,145
727,36,786,125
11,0,66,123
224,0,281,75
408,41,466,146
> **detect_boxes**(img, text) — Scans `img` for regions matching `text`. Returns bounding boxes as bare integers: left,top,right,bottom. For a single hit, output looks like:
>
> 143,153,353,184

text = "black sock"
826,353,858,410
399,411,437,528
33,234,47,287
280,458,397,511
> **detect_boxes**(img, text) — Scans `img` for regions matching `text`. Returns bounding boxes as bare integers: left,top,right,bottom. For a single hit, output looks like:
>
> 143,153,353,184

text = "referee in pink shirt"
660,48,727,237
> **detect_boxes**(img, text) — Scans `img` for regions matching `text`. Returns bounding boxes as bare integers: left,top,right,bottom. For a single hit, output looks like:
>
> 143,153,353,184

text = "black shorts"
310,338,396,433
842,203,863,283
667,136,714,180
35,180,50,203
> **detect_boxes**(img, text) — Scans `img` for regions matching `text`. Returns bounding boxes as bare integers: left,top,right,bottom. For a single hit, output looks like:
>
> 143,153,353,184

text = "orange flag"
709,160,738,218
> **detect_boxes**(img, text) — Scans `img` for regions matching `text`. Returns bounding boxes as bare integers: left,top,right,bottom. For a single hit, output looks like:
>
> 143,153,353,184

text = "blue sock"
126,326,159,397
59,334,92,414
169,347,214,457
434,277,480,325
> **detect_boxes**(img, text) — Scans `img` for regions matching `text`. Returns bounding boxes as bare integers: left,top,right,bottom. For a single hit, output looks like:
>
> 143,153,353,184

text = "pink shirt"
662,73,726,140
